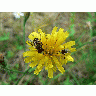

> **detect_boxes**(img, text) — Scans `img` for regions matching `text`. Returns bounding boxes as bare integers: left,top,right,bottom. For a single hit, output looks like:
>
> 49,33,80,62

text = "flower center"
17,12,20,16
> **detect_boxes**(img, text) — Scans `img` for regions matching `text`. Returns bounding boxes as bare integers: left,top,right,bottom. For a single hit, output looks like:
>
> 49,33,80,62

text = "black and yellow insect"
28,37,44,53
33,38,44,53
61,47,71,59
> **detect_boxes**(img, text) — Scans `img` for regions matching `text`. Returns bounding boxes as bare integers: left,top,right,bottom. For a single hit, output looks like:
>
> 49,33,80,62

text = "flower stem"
15,67,31,85
23,17,26,52
23,12,30,52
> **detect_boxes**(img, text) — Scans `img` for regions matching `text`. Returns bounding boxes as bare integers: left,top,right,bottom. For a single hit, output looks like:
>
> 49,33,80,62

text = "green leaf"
1,82,9,85
63,76,73,85
88,82,93,85
70,24,75,36
14,63,19,70
17,45,23,50
7,51,14,58
0,32,10,41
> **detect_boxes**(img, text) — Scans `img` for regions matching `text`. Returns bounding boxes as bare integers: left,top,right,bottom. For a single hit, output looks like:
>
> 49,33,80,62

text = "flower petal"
38,29,46,44
64,41,75,49
20,13,24,16
26,40,32,46
48,60,53,68
24,56,33,63
28,32,40,40
52,64,57,72
69,48,76,52
34,65,43,75
37,59,44,69
66,55,74,62
51,26,58,35
23,51,35,57
29,61,38,68
48,68,53,78
52,56,65,74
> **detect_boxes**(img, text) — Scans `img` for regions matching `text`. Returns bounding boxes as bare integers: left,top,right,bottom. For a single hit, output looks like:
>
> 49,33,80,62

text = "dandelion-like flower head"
23,26,76,78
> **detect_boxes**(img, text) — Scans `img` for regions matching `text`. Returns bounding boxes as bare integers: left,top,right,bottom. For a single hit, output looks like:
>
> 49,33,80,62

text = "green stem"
89,23,93,63
15,67,31,85
4,66,35,74
70,73,80,85
87,12,93,63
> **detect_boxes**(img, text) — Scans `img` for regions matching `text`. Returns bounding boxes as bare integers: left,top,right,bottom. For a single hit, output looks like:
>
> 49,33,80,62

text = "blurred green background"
0,12,96,85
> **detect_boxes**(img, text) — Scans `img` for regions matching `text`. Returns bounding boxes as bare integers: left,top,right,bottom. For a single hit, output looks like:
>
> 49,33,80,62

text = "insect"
28,37,44,53
61,49,68,54
61,48,70,59
33,38,44,53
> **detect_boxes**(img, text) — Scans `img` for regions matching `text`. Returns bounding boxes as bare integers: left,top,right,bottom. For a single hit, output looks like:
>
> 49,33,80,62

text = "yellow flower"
23,26,76,78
